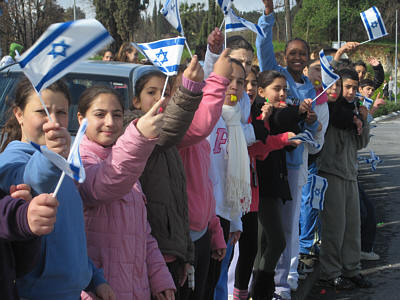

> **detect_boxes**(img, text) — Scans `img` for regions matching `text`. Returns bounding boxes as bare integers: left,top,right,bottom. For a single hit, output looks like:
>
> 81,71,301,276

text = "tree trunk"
284,0,292,42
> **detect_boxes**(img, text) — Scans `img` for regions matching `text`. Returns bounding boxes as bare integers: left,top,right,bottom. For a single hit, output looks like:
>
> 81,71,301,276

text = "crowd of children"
0,0,392,299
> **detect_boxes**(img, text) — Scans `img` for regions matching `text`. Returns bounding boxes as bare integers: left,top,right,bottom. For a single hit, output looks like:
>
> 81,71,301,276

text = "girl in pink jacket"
77,86,175,300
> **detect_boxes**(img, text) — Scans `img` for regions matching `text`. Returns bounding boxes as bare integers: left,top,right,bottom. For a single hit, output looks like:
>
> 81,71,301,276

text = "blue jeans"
299,162,321,255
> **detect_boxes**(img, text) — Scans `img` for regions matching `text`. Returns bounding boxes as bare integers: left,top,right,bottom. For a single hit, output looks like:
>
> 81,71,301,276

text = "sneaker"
317,276,355,290
287,276,298,291
346,274,372,288
272,291,291,300
361,251,380,261
298,259,314,280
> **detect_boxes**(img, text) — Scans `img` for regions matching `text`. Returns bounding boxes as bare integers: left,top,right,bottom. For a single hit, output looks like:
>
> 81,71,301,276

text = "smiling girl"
77,85,176,300
256,1,320,297
0,77,113,300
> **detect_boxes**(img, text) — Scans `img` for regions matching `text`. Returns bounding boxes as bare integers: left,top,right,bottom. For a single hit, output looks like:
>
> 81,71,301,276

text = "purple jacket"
0,194,41,300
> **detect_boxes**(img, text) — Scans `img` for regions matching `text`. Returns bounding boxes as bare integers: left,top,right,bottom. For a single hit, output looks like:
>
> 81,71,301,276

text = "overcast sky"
58,0,272,19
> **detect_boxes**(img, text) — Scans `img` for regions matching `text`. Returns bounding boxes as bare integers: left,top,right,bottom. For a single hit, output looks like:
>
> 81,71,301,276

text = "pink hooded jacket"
79,121,175,300
178,73,229,250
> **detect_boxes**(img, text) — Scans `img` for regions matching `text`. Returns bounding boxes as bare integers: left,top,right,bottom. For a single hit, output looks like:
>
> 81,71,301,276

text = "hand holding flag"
289,129,321,151
312,49,340,102
216,0,265,48
32,119,88,196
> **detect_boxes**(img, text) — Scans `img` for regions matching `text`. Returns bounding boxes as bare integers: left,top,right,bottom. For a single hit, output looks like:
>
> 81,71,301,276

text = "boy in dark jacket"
0,185,58,300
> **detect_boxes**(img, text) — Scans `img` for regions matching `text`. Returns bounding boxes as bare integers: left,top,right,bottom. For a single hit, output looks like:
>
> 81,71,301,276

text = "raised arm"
256,0,279,72
179,49,232,148
157,56,204,150
79,101,164,206
367,57,384,90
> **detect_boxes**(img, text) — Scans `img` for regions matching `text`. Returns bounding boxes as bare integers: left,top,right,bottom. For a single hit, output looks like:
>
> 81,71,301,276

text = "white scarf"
221,104,252,218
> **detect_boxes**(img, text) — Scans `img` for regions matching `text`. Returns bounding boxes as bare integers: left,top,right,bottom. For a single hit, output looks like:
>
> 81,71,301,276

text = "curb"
371,110,400,124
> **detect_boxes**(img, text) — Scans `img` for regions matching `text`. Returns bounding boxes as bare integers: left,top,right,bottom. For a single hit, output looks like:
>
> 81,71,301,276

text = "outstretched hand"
183,55,204,83
208,27,224,54
43,121,71,159
213,48,233,79
263,0,274,15
367,57,380,67
136,98,165,139
335,42,359,61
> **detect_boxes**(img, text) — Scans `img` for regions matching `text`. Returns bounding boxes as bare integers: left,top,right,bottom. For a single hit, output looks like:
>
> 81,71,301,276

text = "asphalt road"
331,116,400,300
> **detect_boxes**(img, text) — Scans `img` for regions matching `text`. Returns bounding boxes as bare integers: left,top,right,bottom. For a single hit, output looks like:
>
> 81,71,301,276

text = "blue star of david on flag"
16,19,112,93
360,6,388,42
156,49,168,64
48,40,70,58
309,175,328,211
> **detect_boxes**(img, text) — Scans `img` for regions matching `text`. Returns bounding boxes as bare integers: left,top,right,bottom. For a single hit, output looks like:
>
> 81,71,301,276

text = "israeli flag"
319,49,340,89
17,19,112,93
365,150,383,171
161,0,184,36
356,92,373,110
216,0,233,15
289,129,321,151
30,119,88,183
360,6,388,42
309,174,328,211
135,37,185,76
225,8,266,38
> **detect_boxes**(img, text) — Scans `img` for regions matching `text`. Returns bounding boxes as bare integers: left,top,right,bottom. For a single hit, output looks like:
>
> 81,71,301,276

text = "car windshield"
0,72,130,134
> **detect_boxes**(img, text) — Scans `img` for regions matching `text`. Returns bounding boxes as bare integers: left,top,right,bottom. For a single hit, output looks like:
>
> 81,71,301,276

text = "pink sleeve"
79,121,157,207
248,132,289,161
146,221,176,294
80,291,94,300
208,214,227,250
179,73,230,148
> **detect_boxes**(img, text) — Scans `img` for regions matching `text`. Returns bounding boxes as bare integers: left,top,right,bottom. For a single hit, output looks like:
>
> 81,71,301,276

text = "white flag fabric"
30,118,88,183
216,0,233,15
356,92,373,110
17,19,112,93
161,0,184,36
289,129,321,151
135,37,185,76
309,174,328,210
319,49,340,89
360,6,388,42
225,8,266,38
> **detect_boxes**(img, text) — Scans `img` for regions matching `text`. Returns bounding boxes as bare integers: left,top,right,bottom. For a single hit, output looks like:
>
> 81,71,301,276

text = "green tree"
64,6,86,21
93,0,149,51
0,0,65,50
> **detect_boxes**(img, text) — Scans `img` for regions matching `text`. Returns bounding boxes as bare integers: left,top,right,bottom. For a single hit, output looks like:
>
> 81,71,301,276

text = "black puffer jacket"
252,101,304,202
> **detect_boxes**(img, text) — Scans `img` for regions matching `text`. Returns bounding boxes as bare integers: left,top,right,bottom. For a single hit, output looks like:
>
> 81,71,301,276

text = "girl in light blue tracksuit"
255,1,319,298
